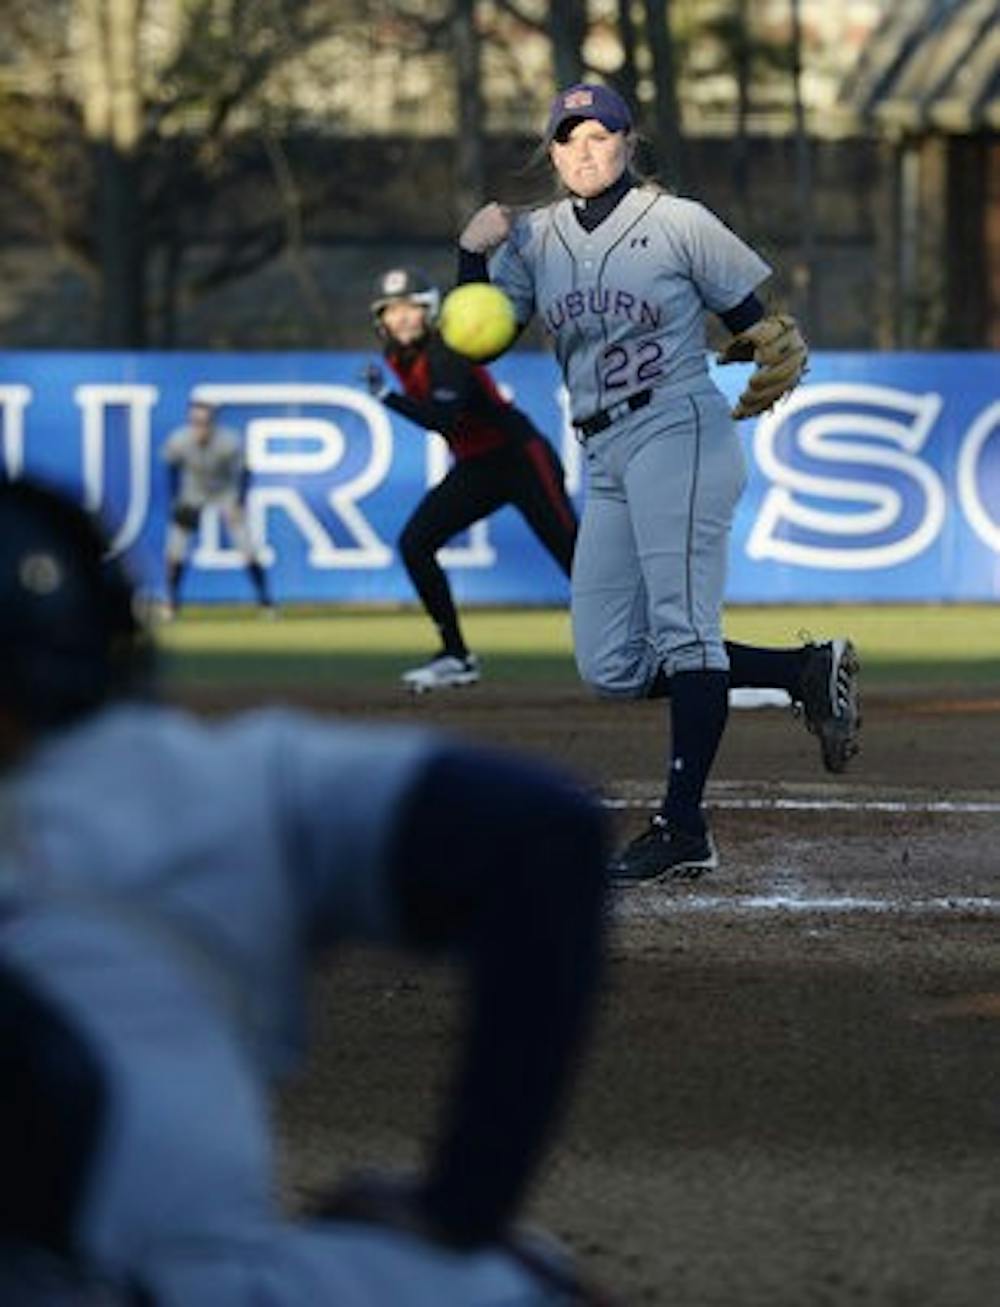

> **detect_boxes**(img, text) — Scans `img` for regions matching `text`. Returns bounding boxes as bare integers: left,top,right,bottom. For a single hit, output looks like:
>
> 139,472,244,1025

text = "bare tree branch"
0,0,353,343
261,130,335,339
185,222,288,296
490,0,548,36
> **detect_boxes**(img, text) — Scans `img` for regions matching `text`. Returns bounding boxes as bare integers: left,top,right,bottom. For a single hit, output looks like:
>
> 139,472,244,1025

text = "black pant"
399,438,578,654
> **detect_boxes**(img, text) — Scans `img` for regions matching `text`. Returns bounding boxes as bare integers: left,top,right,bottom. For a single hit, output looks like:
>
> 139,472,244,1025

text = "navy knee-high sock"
726,641,806,693
661,669,729,836
648,642,806,698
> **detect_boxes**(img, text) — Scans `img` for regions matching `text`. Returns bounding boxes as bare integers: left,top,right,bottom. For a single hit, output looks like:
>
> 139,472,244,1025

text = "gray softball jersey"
0,705,585,1303
0,703,435,1076
161,424,244,505
491,188,772,423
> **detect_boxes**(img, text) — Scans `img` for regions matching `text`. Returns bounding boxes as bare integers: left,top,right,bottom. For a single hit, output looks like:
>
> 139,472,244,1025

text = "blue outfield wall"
1,350,997,603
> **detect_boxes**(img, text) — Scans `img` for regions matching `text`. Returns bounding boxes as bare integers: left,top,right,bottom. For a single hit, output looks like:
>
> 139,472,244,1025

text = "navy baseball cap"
545,83,633,144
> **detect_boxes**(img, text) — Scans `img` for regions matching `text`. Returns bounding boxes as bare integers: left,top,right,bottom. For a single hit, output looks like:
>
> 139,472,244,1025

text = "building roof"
843,0,999,134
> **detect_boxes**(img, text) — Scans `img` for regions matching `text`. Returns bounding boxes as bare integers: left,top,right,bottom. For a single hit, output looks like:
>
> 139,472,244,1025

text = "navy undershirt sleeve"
719,292,765,334
456,247,490,286
386,745,608,1247
0,961,107,1255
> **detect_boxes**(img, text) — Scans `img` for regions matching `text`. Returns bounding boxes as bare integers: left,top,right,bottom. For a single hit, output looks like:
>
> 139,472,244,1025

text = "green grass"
156,607,575,688
727,605,1000,690
155,604,1000,694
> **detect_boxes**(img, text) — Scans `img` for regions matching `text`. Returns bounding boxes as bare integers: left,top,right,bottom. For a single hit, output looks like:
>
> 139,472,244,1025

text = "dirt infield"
181,680,1000,1305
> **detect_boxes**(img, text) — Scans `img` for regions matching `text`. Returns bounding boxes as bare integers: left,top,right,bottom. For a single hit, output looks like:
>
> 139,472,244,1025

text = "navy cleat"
796,638,862,774
609,815,718,884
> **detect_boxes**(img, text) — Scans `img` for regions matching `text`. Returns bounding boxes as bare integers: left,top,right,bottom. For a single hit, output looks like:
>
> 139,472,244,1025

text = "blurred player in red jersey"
362,268,577,693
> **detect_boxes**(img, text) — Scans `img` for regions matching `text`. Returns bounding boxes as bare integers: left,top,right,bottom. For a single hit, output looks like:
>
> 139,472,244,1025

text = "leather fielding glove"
717,312,808,420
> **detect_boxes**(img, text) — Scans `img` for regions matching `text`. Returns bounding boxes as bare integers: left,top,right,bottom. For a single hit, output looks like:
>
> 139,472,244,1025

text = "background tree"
489,1,587,110
79,0,145,345
547,0,587,89
451,0,486,228
0,0,344,347
732,0,752,224
674,0,798,218
611,0,640,115
642,0,684,189
789,0,817,331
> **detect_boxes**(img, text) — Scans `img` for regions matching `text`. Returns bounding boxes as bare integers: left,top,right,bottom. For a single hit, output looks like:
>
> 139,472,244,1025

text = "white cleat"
402,653,481,694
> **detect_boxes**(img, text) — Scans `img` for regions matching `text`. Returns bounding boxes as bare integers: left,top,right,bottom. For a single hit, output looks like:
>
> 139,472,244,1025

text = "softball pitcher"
0,478,611,1304
459,82,861,883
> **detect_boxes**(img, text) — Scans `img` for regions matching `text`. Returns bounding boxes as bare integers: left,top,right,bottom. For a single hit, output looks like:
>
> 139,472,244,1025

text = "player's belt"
575,388,653,439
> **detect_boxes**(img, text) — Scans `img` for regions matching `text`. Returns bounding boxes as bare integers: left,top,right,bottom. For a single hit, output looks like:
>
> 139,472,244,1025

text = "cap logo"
19,551,62,596
383,269,409,294
563,89,595,110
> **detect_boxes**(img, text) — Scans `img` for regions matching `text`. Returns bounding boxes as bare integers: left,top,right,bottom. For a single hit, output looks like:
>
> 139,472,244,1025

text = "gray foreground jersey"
0,705,573,1304
4,907,574,1305
161,425,244,505
0,704,434,1076
491,188,771,422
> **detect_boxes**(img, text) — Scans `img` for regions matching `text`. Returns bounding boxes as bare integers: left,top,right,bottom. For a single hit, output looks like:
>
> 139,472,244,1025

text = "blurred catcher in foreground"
0,476,613,1304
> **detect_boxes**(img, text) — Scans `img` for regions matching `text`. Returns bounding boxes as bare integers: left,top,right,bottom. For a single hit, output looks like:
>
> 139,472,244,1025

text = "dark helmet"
0,477,153,731
370,267,441,331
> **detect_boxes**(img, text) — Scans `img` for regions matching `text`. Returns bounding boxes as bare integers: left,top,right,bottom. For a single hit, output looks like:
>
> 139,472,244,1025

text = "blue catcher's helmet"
0,477,152,730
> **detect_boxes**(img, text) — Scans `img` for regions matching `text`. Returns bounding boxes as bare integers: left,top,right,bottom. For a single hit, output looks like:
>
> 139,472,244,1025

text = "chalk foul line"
613,893,1000,916
602,796,1000,815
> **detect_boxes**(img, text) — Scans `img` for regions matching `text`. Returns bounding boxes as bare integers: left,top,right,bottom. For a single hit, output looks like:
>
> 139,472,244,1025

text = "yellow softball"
439,283,518,362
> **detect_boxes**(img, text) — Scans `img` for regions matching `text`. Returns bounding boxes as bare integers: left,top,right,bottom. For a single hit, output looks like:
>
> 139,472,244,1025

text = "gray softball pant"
571,385,747,696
